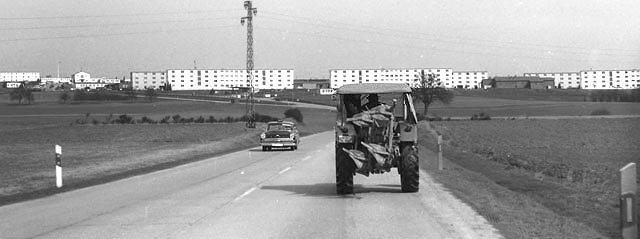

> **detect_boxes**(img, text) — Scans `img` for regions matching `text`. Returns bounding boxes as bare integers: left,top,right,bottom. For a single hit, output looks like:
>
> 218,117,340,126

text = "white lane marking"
234,187,257,202
278,167,292,174
301,156,311,161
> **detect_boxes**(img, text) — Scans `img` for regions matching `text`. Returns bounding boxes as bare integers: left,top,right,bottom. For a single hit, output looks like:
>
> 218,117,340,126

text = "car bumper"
260,139,297,147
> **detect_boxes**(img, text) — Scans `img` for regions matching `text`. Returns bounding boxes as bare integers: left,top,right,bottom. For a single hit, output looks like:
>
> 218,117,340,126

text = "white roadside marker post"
620,162,637,239
55,145,62,188
437,134,443,171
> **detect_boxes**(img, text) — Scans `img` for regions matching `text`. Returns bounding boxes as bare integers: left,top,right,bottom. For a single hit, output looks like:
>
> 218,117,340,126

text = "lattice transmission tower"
241,0,257,128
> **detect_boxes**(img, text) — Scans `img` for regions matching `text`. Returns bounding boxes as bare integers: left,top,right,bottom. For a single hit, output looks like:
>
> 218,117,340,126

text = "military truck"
334,83,420,194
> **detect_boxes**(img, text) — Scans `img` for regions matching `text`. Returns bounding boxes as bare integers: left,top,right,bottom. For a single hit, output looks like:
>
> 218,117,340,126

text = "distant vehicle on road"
260,120,299,151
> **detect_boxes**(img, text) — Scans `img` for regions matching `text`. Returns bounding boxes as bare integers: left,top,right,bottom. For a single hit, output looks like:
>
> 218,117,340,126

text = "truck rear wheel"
400,145,419,192
335,147,353,194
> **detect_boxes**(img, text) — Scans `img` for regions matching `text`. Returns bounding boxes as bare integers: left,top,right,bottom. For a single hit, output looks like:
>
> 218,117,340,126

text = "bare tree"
125,87,137,103
9,86,35,105
144,88,158,102
59,91,71,103
412,72,453,117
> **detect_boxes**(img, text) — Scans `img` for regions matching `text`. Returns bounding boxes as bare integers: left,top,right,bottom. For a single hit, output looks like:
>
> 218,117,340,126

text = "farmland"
421,118,640,238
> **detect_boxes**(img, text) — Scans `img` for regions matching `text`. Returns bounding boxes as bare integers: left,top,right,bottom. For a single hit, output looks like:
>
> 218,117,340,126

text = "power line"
0,9,239,20
258,26,639,65
259,15,637,58
0,16,232,31
259,10,637,53
0,25,237,42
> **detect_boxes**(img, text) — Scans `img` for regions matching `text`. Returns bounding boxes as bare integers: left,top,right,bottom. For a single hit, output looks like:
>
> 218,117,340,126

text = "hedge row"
74,113,279,125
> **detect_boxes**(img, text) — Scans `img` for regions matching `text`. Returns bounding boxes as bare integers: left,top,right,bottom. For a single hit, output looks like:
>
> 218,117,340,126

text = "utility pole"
241,0,257,128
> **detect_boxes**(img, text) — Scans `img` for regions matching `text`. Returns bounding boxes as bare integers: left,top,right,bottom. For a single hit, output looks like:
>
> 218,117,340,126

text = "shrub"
172,114,182,123
207,116,217,123
471,112,491,120
195,116,205,123
113,114,134,124
160,116,171,124
590,109,610,115
138,116,156,124
284,108,303,123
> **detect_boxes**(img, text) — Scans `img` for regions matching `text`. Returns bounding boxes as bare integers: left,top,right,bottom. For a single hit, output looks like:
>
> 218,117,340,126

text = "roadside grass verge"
0,123,261,204
419,118,640,238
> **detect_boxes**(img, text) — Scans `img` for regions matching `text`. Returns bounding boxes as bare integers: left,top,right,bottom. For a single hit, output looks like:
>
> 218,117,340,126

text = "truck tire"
400,145,419,192
335,147,353,194
262,146,267,151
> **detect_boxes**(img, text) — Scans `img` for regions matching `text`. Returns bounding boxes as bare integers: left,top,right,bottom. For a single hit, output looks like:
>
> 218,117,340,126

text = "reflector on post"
620,162,637,239
55,145,62,188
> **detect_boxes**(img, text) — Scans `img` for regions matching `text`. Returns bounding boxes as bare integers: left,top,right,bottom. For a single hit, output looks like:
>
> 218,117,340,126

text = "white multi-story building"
166,69,294,91
0,72,40,82
451,71,489,89
580,70,640,89
131,72,166,90
330,68,453,89
524,72,581,89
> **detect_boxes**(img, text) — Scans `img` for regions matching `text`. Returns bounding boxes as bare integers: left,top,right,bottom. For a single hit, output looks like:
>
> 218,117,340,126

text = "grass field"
421,118,640,238
0,99,334,204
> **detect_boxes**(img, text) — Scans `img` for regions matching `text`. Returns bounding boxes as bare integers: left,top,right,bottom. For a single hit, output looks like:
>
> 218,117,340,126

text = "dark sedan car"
260,121,299,151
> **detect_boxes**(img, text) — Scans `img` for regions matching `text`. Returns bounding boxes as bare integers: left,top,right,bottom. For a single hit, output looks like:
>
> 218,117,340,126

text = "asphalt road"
0,131,502,239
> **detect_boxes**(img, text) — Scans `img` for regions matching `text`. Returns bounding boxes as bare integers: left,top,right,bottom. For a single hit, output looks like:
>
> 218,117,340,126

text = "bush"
160,116,171,124
590,109,610,115
195,116,205,123
284,108,303,123
172,114,182,123
471,112,491,120
113,114,134,124
138,116,156,124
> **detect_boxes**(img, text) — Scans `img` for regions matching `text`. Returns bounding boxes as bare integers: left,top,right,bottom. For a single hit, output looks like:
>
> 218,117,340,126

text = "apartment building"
451,71,489,89
330,68,453,89
580,70,640,89
0,72,40,82
131,71,166,90
166,69,294,91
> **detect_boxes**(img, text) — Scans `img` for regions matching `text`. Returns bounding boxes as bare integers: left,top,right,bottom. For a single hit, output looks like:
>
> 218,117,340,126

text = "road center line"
278,167,292,174
234,187,257,202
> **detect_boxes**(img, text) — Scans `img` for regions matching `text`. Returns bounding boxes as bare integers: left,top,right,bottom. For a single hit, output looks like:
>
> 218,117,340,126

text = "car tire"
262,146,267,151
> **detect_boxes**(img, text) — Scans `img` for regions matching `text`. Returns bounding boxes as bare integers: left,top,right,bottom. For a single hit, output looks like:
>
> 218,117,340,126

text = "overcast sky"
0,0,638,78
